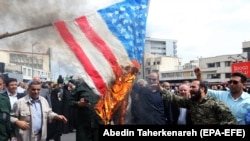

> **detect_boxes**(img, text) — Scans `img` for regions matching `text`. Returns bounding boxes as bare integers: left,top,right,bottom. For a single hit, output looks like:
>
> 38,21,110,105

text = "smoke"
0,0,123,79
0,0,123,48
0,0,123,33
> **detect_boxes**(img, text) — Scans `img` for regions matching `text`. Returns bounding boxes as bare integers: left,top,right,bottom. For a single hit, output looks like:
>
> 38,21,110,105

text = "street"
61,132,75,141
49,132,75,141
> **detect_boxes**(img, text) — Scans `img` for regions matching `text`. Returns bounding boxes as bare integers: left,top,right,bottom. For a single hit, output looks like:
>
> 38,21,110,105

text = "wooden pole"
0,23,52,39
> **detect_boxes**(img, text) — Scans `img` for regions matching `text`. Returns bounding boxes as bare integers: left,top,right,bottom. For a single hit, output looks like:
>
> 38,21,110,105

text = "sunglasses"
228,80,239,85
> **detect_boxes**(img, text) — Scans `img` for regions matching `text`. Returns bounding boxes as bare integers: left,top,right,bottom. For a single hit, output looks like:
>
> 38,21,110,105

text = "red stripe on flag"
75,16,123,77
54,21,107,96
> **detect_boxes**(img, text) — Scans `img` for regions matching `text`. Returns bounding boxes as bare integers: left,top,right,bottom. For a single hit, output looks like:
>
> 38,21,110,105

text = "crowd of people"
1,67,250,141
0,75,82,141
125,67,250,125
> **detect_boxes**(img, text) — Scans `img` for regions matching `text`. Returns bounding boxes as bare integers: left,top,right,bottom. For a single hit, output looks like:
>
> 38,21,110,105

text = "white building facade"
139,37,179,79
143,38,250,85
0,49,51,82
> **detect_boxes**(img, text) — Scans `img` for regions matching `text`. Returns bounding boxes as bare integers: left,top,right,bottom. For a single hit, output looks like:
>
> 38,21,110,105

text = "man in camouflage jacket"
161,80,237,125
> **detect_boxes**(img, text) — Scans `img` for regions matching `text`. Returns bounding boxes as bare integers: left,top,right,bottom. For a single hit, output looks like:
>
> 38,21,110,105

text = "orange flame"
95,60,140,124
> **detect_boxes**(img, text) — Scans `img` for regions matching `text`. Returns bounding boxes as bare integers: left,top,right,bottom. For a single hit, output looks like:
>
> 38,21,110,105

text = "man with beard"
161,80,237,125
194,67,250,125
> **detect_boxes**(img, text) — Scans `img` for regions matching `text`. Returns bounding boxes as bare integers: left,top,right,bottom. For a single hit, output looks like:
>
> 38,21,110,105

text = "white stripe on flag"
86,12,132,68
65,20,116,81
54,12,133,96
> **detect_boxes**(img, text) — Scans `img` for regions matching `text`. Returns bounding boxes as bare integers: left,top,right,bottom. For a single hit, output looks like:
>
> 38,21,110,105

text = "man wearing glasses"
194,67,250,125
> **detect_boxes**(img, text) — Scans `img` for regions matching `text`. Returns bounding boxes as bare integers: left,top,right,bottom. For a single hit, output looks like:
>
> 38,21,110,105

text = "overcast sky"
146,0,250,64
1,0,250,79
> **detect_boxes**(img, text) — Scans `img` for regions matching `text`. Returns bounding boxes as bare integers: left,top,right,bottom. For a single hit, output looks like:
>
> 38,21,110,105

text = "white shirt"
8,92,18,110
17,86,25,93
177,108,187,125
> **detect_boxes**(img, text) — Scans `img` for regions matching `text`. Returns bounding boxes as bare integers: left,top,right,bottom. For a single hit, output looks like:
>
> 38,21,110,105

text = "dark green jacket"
69,80,104,127
0,94,15,141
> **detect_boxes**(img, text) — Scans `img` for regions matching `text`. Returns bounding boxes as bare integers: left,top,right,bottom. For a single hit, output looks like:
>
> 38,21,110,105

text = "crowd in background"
1,67,250,141
0,74,76,141
125,67,250,125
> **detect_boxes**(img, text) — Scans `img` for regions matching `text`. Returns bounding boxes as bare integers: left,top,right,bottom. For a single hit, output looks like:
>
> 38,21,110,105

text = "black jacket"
3,91,25,100
69,80,104,127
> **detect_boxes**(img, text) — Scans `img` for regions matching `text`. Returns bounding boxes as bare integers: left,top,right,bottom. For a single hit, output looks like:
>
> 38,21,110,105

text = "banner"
231,62,250,78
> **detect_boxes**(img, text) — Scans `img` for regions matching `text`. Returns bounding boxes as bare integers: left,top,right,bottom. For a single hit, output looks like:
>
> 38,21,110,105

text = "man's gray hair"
137,79,147,86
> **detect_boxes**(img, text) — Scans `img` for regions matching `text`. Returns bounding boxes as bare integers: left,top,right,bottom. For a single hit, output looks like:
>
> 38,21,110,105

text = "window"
207,74,221,79
207,63,215,68
225,73,231,78
147,69,150,74
23,68,27,75
215,62,220,67
152,70,159,73
28,69,31,76
176,72,181,77
225,61,231,67
167,73,174,77
162,73,167,78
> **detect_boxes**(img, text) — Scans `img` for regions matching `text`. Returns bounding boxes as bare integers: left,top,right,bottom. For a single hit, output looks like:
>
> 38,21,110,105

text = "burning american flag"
0,0,149,124
53,0,149,124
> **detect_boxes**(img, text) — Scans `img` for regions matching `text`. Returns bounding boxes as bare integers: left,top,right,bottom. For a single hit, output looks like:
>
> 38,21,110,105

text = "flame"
95,60,140,124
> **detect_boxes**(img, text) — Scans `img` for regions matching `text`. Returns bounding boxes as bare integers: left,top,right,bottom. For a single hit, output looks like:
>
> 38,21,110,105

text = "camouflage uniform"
162,89,237,125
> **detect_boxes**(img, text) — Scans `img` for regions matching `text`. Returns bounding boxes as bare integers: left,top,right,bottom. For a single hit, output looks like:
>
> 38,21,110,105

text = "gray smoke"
0,0,122,79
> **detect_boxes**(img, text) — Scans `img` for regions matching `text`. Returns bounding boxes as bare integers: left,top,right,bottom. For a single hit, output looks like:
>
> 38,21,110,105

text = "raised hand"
194,67,202,81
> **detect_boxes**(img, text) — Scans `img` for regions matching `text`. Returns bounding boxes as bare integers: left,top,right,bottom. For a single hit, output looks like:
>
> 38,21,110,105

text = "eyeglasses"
147,78,157,81
228,80,239,85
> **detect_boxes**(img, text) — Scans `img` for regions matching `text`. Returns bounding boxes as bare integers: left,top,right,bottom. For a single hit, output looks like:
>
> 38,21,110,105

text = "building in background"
159,41,250,86
0,49,51,82
140,38,250,86
1,39,250,85
197,52,248,84
138,37,179,79
242,41,250,60
159,60,198,84
144,54,182,76
144,37,177,57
